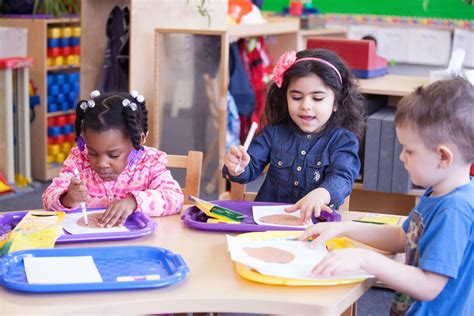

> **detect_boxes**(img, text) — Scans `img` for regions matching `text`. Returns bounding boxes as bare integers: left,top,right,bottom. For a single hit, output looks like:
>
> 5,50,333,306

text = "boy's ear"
436,145,454,168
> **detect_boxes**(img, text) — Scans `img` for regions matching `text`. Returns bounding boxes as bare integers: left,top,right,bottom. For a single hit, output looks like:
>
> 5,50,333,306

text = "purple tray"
181,200,341,233
0,208,156,243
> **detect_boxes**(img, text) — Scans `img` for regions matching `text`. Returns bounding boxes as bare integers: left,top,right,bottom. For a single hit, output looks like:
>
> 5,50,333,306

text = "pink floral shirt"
43,146,184,216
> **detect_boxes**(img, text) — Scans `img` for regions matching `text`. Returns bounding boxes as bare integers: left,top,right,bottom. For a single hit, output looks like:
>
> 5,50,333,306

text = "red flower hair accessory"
272,51,297,88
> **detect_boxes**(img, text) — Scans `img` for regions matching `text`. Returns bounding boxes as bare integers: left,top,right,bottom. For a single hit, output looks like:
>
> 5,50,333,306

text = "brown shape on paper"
260,214,303,226
243,246,295,264
76,212,104,228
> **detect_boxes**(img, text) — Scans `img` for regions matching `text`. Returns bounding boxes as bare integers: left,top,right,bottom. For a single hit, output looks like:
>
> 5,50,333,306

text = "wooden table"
0,210,376,316
358,74,429,97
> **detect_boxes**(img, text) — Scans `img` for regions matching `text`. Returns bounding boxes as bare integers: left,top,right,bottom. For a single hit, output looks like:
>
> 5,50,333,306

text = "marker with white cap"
73,168,88,225
234,121,258,174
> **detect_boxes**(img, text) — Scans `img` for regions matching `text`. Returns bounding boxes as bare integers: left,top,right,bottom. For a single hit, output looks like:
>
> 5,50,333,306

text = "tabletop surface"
0,209,376,316
358,74,430,97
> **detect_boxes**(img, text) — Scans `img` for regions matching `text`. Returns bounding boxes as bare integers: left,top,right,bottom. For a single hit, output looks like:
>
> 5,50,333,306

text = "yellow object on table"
356,214,401,225
0,211,65,255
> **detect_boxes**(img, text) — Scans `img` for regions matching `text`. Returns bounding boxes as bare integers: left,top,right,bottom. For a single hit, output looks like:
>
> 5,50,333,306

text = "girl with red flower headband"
223,49,365,222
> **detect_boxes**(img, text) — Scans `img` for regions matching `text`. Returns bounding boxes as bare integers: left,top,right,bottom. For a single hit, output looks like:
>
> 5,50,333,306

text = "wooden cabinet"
0,17,80,181
351,75,430,215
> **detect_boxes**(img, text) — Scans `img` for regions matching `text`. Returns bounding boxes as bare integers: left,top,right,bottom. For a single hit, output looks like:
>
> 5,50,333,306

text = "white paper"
252,205,313,228
452,29,474,68
63,210,129,234
24,256,103,284
407,28,451,66
0,27,27,58
227,235,372,280
376,27,410,62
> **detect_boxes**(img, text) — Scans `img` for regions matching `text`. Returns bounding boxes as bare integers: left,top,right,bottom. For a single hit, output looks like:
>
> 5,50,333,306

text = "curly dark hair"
75,91,149,149
265,49,366,139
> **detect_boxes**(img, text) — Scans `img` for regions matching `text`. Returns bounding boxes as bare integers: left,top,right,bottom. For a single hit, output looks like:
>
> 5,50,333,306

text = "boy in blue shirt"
300,77,473,315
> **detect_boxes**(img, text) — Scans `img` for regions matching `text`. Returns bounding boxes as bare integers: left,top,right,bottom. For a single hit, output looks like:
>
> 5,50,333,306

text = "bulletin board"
262,0,474,21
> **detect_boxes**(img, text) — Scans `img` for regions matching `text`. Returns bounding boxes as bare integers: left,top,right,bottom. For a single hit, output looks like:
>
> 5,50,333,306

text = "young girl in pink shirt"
43,90,184,227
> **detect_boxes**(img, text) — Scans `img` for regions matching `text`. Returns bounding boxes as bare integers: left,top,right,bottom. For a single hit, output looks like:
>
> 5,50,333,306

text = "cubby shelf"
0,17,80,181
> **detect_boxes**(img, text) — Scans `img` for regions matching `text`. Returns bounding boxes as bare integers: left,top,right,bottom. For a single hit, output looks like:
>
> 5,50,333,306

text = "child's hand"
61,176,88,208
224,145,250,176
285,189,332,223
99,195,137,227
298,222,344,247
311,248,372,277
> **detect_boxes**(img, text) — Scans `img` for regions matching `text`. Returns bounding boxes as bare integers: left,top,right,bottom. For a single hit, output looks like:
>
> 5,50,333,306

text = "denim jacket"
223,122,360,209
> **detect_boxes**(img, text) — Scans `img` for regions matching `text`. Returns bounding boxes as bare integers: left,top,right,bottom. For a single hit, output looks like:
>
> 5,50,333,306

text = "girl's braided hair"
75,90,148,149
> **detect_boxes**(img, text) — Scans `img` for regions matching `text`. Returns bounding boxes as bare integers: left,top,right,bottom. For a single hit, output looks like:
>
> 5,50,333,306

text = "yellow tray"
234,230,367,286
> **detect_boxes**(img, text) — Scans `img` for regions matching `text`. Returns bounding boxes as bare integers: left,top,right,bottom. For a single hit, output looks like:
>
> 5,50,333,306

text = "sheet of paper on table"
62,210,129,234
24,256,103,284
226,235,373,280
252,205,313,228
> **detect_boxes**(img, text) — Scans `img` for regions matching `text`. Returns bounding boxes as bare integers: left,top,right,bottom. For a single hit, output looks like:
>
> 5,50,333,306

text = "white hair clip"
80,101,88,111
79,90,100,112
130,90,139,98
130,90,144,103
79,99,95,112
122,98,137,111
90,90,101,98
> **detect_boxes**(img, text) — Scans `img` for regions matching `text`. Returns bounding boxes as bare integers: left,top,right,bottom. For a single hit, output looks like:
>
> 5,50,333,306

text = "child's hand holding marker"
225,122,258,176
60,169,88,209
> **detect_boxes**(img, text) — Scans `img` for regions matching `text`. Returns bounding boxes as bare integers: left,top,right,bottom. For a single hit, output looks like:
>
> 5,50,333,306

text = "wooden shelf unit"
0,17,80,181
351,75,430,215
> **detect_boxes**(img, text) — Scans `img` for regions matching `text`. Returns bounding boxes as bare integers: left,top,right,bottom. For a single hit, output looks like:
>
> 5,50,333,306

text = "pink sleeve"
42,148,82,211
129,152,184,217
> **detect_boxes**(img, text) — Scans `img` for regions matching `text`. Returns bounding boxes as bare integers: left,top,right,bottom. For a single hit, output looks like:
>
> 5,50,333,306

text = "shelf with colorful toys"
0,17,80,181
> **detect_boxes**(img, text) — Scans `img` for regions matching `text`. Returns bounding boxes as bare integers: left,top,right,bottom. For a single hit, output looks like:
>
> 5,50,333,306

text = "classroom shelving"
0,17,80,181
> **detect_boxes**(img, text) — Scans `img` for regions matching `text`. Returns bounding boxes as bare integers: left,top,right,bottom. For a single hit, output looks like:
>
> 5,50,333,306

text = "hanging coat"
98,6,130,92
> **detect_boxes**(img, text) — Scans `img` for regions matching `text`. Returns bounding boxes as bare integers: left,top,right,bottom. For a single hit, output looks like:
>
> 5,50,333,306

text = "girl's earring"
77,136,85,152
127,148,143,168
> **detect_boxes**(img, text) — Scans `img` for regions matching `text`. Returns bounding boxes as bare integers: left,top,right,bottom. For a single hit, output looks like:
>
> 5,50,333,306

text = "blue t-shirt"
222,122,360,209
391,179,474,316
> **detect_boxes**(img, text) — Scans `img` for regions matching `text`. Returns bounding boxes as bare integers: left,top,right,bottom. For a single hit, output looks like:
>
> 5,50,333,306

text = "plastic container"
182,200,341,233
0,208,157,243
0,246,189,293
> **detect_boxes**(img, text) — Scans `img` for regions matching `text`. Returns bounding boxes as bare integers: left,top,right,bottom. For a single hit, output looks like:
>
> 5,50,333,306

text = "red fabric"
470,163,474,176
238,37,273,141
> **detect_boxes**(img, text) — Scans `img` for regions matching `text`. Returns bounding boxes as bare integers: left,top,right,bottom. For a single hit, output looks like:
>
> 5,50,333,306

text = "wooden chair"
219,181,351,211
166,150,203,204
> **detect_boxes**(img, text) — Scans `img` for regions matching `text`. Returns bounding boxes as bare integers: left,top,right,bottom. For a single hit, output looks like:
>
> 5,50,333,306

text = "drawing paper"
252,205,313,228
63,210,129,234
24,256,103,284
